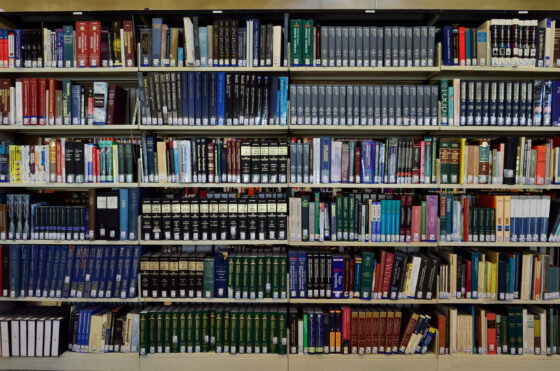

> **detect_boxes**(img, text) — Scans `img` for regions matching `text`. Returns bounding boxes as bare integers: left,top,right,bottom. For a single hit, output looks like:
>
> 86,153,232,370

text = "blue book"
252,19,261,66
209,73,217,125
331,255,344,299
127,246,142,298
28,245,39,297
442,25,453,65
84,247,97,298
77,247,89,298
128,188,140,241
105,246,120,298
198,27,208,67
201,72,209,125
119,189,129,240
269,76,279,125
320,137,331,183
178,47,184,66
70,247,82,297
195,72,202,125
62,246,75,298
35,245,46,297
465,29,471,64
62,26,73,68
308,311,315,353
42,246,56,297
97,246,111,298
20,245,30,297
49,246,62,297
181,72,189,124
316,311,323,352
288,250,299,298
71,84,82,125
380,200,387,242
513,251,521,299
214,250,228,298
113,246,127,298
279,77,289,125
75,308,85,352
297,250,307,298
119,246,133,298
55,246,68,297
187,72,195,125
151,18,163,66
89,246,104,298
217,72,225,125
56,29,64,67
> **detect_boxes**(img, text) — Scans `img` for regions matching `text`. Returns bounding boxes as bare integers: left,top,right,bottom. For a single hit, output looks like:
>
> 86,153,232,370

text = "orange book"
486,312,497,354
432,311,447,355
535,144,548,185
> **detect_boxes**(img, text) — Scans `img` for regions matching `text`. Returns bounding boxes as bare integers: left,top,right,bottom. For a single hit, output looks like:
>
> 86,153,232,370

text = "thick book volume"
441,18,560,68
289,248,438,301
0,20,136,69
0,306,68,357
437,305,560,356
139,246,287,300
289,23,436,68
140,190,288,242
4,138,140,184
141,136,288,184
140,17,285,67
0,78,139,126
437,245,560,302
439,79,557,127
138,72,288,126
288,306,435,355
290,83,438,127
138,304,288,355
439,136,560,186
3,245,141,299
288,191,438,243
289,136,437,185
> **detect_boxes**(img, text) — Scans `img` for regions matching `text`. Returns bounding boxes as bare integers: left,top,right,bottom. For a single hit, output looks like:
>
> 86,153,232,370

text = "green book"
186,310,194,352
302,19,314,66
163,308,172,353
314,192,320,240
360,251,375,299
246,310,254,353
342,196,349,240
238,309,246,353
336,197,342,240
440,80,449,125
432,136,437,184
278,310,287,355
290,19,303,66
106,141,114,182
449,140,460,184
149,308,158,353
508,307,517,354
421,201,427,242
228,254,235,298
202,309,210,352
424,137,432,183
156,308,164,353
203,257,214,298
249,253,257,299
139,307,149,355
261,310,269,353
209,309,216,352
194,308,202,352
303,312,308,354
439,139,450,184
241,253,250,299
234,254,242,299
500,314,508,354
223,307,231,353
179,309,187,353
279,254,287,299
171,309,180,353
515,308,523,355
272,254,280,299
257,255,265,299
264,253,273,298
488,208,496,242
269,308,278,354
230,308,238,354
215,309,223,353
254,308,261,353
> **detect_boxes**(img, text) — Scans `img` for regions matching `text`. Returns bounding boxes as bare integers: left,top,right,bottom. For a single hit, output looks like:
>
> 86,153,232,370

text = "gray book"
321,26,329,67
342,27,349,67
318,85,326,125
388,85,395,125
347,85,354,125
353,85,360,125
395,85,402,125
482,81,490,126
406,27,413,67
303,143,309,183
290,84,297,125
428,26,436,67
505,81,513,126
424,85,431,126
329,26,336,67
374,85,382,125
339,87,347,125
519,82,526,126
290,143,297,183
399,26,406,67
381,85,388,125
367,85,374,125
369,26,377,67
377,27,384,67
335,26,342,67
431,85,439,126
403,85,410,125
355,27,362,67
362,27,370,67
311,85,319,125
392,26,399,67
349,26,356,67
413,26,421,67
304,85,312,125
526,82,533,126
360,85,367,125
410,85,417,125
325,85,333,125
332,85,340,125
511,82,519,126
417,85,424,125
467,81,475,125
384,27,392,67
296,84,304,125
420,26,428,67
296,142,303,183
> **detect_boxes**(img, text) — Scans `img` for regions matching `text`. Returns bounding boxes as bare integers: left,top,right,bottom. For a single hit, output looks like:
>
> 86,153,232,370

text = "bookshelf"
1,6,560,371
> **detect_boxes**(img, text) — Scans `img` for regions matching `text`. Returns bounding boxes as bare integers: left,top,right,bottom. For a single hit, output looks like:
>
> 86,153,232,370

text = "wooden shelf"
139,66,288,72
140,353,287,371
288,124,438,135
291,183,438,189
288,241,435,247
0,352,139,371
0,182,137,189
289,353,437,371
140,240,288,246
440,184,560,190
138,124,288,135
439,125,560,134
139,182,288,188
439,241,560,247
289,66,440,80
0,240,138,245
0,124,140,135
0,297,139,302
142,297,288,303
437,354,560,371
437,65,560,79
289,298,435,304
437,298,560,305
0,67,138,75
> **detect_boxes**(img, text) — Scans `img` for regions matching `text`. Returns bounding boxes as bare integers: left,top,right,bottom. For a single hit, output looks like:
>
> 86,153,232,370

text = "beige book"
88,313,105,353
169,28,179,67
183,17,195,66
207,25,213,66
453,79,460,126
156,141,167,183
272,25,282,67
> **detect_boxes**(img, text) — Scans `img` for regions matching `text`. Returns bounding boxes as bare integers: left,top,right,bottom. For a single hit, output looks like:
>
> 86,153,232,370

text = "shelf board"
288,353,437,371
439,125,560,134
140,240,288,246
290,66,440,80
139,182,288,188
289,298,435,304
0,297,139,302
438,241,560,247
439,184,560,190
288,124,438,135
139,66,288,72
0,182,137,189
437,298,560,305
142,297,287,303
437,65,560,79
437,354,560,370
290,183,438,189
0,67,139,74
140,353,287,371
0,240,138,245
138,124,288,135
0,352,139,371
288,241,435,247
0,124,140,135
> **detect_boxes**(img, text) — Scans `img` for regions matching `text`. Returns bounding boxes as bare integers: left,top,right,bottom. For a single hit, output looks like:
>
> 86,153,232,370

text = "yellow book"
495,195,504,243
459,138,466,184
49,139,56,183
404,262,413,297
9,145,15,183
503,195,511,242
14,145,21,183
88,312,105,353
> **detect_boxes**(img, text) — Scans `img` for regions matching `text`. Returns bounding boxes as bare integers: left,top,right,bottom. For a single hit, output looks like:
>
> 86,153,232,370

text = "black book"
168,252,179,298
318,251,326,298
231,20,238,66
195,253,204,297
193,16,200,65
267,196,277,240
199,198,210,240
415,256,428,299
178,252,188,298
218,20,225,66
161,199,172,240
141,198,152,241
251,141,261,183
278,143,288,183
180,198,191,240
223,20,230,66
74,142,85,183
260,141,270,184
96,192,108,239
266,24,274,66
259,24,267,66
159,253,169,298
240,141,252,183
255,76,263,124
150,197,162,241
247,197,258,240
187,253,195,297
277,193,288,240
190,199,200,241
262,76,270,124
171,199,181,240
257,195,267,240
249,75,257,123
238,198,248,240
209,196,220,240
149,252,161,297
140,251,151,298
268,140,278,183
65,141,75,183
228,195,238,240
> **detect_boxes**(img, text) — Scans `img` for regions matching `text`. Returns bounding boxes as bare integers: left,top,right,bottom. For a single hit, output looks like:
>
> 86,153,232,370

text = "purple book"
426,195,438,242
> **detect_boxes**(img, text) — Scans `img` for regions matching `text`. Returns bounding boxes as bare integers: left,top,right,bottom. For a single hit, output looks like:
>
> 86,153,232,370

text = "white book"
408,256,422,298
0,319,9,357
93,82,108,125
183,17,195,66
542,196,551,242
330,141,342,183
120,28,126,67
27,320,35,357
16,80,23,125
19,319,27,356
51,318,61,356
298,319,304,354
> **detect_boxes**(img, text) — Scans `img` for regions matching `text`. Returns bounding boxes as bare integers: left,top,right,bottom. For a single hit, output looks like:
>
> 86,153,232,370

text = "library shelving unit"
2,5,560,371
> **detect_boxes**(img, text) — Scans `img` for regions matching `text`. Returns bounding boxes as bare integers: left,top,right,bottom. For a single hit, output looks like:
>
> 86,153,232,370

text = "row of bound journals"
1,245,141,299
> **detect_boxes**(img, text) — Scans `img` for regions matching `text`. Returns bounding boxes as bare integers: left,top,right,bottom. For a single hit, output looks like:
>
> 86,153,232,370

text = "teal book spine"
62,25,74,67
380,200,386,242
199,27,208,67
279,77,288,125
119,188,129,240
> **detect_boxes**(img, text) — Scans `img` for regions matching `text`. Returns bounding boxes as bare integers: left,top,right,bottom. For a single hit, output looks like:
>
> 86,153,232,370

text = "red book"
106,84,127,124
364,312,372,353
486,312,497,354
381,252,394,299
235,141,241,182
342,306,351,354
465,259,472,297
29,78,38,125
207,141,215,183
93,147,99,182
458,27,466,66
351,309,359,354
411,205,422,242
372,312,379,352
432,311,447,355
88,21,101,67
75,21,89,67
385,312,394,353
535,144,548,185
47,79,57,125
353,144,361,182
341,144,349,183
463,196,469,242
406,195,413,241
374,250,386,298
22,78,30,125
38,79,47,125
378,311,387,353
122,21,136,67
358,311,366,354
392,311,402,353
